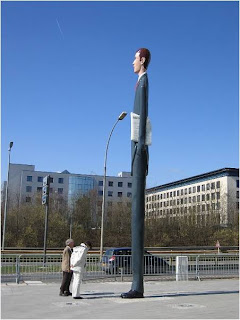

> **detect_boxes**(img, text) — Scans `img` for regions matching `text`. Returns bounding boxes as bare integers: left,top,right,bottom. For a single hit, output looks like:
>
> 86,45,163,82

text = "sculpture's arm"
137,80,148,155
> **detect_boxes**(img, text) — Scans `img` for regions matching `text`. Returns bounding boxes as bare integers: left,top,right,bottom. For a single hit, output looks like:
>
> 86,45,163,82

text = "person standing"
70,241,92,299
59,238,74,296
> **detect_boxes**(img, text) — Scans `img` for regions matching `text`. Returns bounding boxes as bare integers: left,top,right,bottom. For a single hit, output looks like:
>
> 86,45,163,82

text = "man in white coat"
70,241,92,299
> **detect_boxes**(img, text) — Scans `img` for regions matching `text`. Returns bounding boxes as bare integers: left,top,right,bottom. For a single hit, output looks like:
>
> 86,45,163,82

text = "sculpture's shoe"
121,290,144,298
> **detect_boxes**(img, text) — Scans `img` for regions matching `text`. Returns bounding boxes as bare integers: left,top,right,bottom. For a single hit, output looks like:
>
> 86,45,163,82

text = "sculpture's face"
132,51,142,74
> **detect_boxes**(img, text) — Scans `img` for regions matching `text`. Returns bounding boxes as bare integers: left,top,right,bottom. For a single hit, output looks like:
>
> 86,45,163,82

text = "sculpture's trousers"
131,152,147,294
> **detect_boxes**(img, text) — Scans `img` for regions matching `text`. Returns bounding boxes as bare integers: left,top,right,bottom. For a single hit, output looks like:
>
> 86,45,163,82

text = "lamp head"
118,112,127,120
9,142,13,150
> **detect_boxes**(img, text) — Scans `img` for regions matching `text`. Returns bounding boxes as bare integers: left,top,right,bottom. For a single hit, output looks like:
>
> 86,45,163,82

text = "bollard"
176,256,188,281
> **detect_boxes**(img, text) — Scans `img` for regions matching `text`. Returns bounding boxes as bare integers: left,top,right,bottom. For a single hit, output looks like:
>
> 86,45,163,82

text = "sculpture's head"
133,48,151,74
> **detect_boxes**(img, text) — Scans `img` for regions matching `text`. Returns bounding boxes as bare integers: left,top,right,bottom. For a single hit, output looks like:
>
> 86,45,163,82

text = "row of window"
147,203,221,215
98,190,132,198
26,176,64,184
26,186,64,194
147,192,221,209
147,201,239,216
98,181,132,188
146,181,222,202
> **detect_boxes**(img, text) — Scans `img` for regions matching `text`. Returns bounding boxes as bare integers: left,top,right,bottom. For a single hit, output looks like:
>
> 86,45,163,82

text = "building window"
58,188,63,194
98,181,103,186
202,184,205,192
177,190,179,196
184,198,187,204
167,192,169,198
118,192,122,197
193,186,196,193
189,197,191,203
58,178,64,184
26,197,31,203
237,191,239,199
192,196,196,203
202,204,205,211
237,180,239,188
108,191,113,197
27,176,32,182
216,181,220,188
173,191,176,197
216,202,220,210
37,187,42,192
26,186,32,192
202,194,205,201
98,190,103,196
217,192,220,200
181,189,183,196
211,193,215,200
108,181,113,187
38,176,43,183
197,195,200,202
206,183,210,190
197,186,200,192
118,182,123,187
184,189,187,195
127,192,132,198
128,182,132,188
50,177,54,183
189,187,191,194
211,182,215,190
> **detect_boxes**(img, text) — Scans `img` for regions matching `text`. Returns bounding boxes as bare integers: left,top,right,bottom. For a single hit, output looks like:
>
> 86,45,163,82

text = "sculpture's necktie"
135,81,139,90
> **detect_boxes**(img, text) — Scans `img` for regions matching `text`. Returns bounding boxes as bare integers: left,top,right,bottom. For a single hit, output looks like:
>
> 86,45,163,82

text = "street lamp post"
100,112,127,259
2,141,14,250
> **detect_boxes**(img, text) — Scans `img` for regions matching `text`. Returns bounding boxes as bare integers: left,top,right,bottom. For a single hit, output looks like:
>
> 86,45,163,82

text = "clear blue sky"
1,1,239,188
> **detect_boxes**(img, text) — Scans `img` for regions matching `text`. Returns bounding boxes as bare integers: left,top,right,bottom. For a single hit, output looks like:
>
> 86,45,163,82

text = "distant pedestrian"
70,241,92,299
59,239,74,296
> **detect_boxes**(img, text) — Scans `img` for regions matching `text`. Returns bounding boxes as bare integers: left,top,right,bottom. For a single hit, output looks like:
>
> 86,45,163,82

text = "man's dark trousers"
60,271,73,293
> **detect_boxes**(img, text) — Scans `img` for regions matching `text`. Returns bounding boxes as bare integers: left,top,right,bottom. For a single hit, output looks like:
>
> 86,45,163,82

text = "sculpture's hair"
136,48,151,69
65,239,74,246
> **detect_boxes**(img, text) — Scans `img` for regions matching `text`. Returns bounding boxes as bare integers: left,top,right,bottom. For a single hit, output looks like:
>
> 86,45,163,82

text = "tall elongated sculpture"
121,48,151,299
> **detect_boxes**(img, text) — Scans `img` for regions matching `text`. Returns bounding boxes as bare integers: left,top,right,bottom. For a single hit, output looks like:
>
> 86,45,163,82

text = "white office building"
145,168,239,226
2,164,133,209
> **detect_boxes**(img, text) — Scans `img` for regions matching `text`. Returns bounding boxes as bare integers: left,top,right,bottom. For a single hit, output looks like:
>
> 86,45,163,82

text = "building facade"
145,168,239,226
3,164,133,209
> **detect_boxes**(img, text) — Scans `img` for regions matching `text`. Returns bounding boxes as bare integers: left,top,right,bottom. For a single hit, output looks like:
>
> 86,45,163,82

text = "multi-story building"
145,168,239,226
3,164,133,209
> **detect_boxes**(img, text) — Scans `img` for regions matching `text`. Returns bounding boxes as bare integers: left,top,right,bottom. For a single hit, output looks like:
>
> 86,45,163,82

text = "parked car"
101,247,169,275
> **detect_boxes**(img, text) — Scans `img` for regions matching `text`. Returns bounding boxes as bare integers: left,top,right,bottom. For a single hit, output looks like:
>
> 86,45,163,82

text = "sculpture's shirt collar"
138,72,147,82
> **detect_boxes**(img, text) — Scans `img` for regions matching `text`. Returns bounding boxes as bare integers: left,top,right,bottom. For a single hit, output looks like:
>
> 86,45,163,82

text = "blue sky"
1,1,239,188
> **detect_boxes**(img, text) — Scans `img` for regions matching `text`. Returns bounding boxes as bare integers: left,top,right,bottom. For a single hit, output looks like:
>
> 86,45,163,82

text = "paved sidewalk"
1,279,239,319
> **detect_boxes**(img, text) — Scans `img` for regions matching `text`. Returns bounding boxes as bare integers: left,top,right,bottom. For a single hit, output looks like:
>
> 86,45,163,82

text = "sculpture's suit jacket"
131,73,149,176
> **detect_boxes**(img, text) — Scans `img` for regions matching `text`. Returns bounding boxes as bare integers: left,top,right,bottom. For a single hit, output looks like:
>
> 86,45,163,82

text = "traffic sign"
42,195,48,205
42,186,49,196
43,176,49,187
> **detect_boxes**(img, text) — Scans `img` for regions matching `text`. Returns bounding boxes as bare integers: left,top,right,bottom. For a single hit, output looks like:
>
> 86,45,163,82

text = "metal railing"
1,253,239,283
